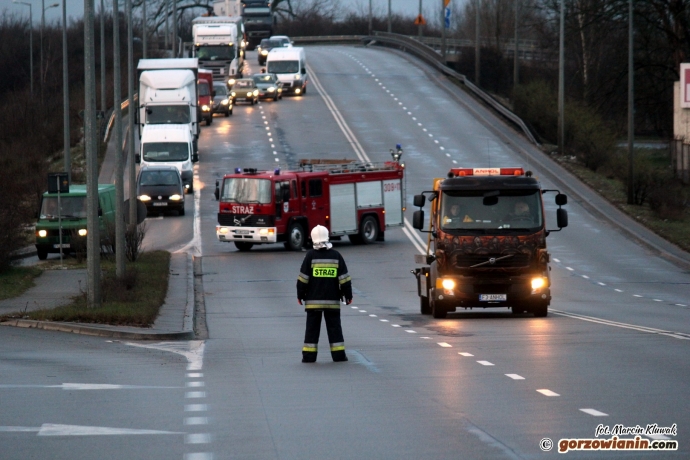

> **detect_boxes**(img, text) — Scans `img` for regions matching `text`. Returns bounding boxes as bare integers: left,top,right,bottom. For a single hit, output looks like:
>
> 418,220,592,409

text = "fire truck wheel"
235,242,254,252
359,216,379,244
285,223,305,251
420,295,431,315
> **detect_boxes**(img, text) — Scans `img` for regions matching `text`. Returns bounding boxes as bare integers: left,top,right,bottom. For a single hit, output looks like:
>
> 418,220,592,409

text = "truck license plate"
479,294,507,301
53,243,71,249
235,230,249,234
153,202,168,206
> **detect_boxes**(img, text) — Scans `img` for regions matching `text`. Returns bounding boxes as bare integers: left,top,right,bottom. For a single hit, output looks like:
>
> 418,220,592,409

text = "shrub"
648,179,688,220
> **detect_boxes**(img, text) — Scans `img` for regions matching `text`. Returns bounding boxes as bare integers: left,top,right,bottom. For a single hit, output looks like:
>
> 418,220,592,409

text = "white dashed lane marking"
477,361,495,366
537,389,560,397
437,342,452,348
505,374,525,380
458,352,474,357
580,408,608,416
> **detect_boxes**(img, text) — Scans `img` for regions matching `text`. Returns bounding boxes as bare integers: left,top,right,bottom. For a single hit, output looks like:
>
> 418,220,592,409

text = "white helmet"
311,225,332,249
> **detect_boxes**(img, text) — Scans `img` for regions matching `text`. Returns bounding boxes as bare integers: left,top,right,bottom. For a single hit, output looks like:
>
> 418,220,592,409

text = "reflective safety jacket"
297,248,352,310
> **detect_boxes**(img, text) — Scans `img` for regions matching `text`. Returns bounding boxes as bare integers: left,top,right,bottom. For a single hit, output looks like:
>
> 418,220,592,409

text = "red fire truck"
214,158,405,251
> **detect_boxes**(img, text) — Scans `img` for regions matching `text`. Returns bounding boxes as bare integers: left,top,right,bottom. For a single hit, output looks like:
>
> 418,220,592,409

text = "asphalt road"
1,46,688,459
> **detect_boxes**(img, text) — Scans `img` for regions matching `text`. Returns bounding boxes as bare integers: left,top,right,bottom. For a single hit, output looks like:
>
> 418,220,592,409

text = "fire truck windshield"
440,190,543,232
221,178,272,204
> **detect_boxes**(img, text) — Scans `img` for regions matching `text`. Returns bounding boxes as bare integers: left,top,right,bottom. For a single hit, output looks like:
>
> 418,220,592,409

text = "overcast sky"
2,0,455,26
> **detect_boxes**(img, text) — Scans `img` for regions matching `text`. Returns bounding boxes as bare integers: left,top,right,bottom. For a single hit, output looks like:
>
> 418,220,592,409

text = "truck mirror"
412,210,425,230
135,154,141,164
557,208,568,228
555,193,567,206
192,152,199,163
413,195,425,208
212,90,216,97
214,180,220,201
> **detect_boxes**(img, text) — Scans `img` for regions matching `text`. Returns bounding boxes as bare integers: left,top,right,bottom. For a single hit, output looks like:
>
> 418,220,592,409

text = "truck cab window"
309,179,322,197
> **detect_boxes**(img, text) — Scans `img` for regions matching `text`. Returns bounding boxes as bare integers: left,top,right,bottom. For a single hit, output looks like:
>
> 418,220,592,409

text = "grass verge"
1,251,170,327
0,266,43,301
551,150,690,253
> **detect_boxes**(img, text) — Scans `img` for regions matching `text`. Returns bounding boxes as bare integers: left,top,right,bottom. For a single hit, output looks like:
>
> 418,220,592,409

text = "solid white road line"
551,309,690,340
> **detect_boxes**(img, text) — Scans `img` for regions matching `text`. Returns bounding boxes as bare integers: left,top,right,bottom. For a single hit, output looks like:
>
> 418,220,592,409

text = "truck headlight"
253,90,259,96
531,277,547,290
37,229,47,238
202,105,210,112
218,227,229,234
78,229,87,236
259,228,275,235
139,195,151,201
441,279,456,290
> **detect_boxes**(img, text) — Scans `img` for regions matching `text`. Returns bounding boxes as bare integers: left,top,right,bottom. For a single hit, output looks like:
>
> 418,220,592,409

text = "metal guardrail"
103,95,137,143
291,33,539,145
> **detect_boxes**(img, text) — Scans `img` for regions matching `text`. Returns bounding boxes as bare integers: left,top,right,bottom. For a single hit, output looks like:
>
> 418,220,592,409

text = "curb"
0,319,194,340
1,253,196,340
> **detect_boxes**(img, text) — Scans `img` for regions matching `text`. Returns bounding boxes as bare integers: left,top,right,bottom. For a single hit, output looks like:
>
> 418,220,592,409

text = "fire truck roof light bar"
449,167,525,177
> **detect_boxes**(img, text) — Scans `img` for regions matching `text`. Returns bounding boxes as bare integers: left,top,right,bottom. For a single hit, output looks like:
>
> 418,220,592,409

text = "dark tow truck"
411,167,568,318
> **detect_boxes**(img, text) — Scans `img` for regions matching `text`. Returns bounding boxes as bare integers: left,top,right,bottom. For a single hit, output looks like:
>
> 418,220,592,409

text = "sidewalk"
0,252,194,340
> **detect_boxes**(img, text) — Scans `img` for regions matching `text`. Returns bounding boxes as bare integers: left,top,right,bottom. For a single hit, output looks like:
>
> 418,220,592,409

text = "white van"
136,124,199,193
265,47,307,95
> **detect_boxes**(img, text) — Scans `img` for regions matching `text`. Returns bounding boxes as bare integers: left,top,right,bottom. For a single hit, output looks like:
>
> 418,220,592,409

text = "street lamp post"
13,1,33,95
41,1,60,99
62,0,70,181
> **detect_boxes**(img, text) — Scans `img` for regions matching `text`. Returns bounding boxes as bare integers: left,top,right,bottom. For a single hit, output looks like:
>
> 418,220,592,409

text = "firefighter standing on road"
297,225,352,363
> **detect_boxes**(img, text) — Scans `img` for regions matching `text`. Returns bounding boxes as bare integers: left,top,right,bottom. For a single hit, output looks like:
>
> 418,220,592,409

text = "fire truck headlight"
531,277,547,290
38,230,47,238
441,279,456,290
218,227,229,234
259,228,275,236
78,229,87,237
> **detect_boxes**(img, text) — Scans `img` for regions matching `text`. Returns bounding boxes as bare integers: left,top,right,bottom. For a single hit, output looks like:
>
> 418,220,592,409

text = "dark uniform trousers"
303,310,346,362
297,247,352,363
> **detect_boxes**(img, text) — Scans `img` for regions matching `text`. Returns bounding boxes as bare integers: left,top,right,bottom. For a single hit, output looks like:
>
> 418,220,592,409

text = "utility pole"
113,0,125,277
142,0,147,58
165,0,169,50
13,1,33,95
418,0,423,37
558,0,565,155
387,0,392,33
127,0,137,229
40,1,59,99
514,0,519,90
100,0,106,117
368,0,372,36
84,0,101,308
172,0,177,56
475,0,480,85
627,0,635,204
62,0,70,181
